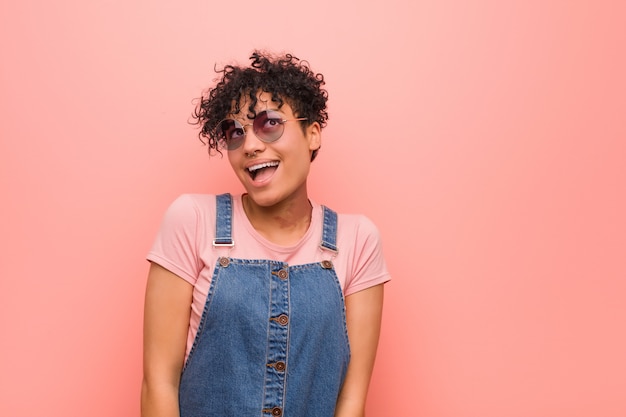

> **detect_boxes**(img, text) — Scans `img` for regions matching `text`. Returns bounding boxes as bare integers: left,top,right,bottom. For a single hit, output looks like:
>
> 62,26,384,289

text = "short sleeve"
146,194,208,285
342,215,391,296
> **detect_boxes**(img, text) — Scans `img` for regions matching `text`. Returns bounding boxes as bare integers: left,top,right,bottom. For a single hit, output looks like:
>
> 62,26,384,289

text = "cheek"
288,149,312,174
227,151,239,168
227,153,247,178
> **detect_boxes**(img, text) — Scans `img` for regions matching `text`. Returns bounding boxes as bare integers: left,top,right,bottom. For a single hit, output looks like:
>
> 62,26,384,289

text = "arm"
335,284,385,417
141,263,193,417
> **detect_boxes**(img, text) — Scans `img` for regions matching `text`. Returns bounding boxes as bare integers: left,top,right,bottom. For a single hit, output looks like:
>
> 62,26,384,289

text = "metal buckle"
213,239,234,247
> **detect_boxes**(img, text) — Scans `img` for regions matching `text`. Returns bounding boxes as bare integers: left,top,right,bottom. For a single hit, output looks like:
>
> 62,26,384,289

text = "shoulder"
159,194,219,228
312,201,382,241
164,194,218,217
336,212,382,241
329,209,391,294
316,205,384,255
168,193,216,211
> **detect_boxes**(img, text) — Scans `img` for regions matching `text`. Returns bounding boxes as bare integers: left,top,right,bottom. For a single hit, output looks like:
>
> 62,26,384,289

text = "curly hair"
192,51,329,160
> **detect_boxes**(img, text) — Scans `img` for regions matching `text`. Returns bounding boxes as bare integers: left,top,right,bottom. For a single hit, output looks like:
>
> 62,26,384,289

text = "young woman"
141,51,390,417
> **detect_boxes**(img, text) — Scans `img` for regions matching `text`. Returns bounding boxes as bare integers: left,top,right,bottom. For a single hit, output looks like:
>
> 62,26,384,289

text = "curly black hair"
192,50,329,161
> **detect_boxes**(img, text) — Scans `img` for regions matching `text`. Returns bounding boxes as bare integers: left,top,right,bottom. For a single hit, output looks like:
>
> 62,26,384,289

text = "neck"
242,193,313,245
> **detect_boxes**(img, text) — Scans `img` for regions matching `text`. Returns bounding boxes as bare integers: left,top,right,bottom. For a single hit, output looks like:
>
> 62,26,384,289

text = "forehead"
230,91,294,118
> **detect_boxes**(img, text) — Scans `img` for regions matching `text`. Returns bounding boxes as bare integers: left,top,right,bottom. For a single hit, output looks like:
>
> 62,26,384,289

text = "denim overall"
179,194,350,417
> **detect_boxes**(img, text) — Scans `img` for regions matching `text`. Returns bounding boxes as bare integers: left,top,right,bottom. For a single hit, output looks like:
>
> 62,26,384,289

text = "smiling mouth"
247,161,279,181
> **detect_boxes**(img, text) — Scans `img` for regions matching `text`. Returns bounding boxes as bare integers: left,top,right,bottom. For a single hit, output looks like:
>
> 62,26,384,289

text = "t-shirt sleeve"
343,215,391,296
146,194,207,285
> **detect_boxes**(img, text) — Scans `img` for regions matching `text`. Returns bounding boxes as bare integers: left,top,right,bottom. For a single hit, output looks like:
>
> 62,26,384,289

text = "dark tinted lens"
253,110,284,142
217,119,245,150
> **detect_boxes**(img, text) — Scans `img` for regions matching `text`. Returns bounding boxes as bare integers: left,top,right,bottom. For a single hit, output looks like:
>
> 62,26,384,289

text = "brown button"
321,260,333,269
271,407,282,416
274,361,286,372
276,314,289,326
219,257,230,267
277,269,288,279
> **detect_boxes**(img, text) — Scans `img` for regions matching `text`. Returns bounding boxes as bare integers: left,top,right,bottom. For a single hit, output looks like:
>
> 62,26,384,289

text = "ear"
306,122,322,152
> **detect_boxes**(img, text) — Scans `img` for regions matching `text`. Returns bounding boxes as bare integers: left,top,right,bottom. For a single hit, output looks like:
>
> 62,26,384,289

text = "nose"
240,124,266,155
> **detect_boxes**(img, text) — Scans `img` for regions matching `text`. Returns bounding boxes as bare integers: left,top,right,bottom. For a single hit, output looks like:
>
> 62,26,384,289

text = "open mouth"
247,161,279,181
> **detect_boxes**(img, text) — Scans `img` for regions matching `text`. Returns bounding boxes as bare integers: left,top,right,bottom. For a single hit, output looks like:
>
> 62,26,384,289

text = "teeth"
248,161,279,172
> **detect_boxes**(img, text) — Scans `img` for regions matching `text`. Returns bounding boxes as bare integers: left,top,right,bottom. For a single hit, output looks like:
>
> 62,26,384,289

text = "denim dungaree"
179,194,350,417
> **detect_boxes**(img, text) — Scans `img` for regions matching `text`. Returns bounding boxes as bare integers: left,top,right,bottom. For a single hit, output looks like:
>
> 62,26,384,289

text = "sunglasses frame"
216,109,307,151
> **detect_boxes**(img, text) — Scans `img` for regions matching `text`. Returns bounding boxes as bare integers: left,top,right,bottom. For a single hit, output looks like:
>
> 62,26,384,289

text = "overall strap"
320,206,338,253
213,193,234,247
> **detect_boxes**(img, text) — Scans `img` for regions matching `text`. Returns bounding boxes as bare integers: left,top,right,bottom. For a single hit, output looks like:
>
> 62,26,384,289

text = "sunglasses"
216,109,307,151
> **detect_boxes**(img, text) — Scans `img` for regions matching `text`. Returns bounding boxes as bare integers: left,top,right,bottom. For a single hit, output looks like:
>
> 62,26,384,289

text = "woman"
141,51,390,417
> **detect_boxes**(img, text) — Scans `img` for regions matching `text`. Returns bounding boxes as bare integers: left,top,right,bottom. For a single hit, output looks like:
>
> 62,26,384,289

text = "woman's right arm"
141,263,193,417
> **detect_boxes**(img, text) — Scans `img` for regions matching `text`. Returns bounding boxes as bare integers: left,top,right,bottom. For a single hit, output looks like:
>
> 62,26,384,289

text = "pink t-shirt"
147,194,390,358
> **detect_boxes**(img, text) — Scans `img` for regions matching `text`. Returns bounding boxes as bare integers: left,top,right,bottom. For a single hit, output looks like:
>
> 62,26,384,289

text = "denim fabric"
179,194,350,417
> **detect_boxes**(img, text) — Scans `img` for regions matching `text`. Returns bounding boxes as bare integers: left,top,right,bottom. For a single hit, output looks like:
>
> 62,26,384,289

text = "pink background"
1,1,625,416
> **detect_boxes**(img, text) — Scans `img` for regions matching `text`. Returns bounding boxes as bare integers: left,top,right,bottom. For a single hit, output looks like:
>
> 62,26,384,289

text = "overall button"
272,269,289,280
262,407,282,416
321,260,333,269
218,257,230,267
266,361,287,372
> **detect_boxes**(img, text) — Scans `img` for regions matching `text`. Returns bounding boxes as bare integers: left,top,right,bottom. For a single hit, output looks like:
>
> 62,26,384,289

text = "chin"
245,189,293,209
247,194,278,208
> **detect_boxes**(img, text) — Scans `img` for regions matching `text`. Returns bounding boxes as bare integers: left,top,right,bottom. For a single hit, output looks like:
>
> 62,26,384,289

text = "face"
226,92,321,208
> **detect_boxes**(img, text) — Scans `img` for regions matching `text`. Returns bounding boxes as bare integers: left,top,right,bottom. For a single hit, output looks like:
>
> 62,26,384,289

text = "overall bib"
179,194,351,417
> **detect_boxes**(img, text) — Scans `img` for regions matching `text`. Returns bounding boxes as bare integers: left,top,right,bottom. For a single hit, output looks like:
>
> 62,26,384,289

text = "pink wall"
1,1,625,416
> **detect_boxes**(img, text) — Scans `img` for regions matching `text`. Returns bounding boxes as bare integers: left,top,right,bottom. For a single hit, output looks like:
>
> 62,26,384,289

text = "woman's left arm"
334,284,385,417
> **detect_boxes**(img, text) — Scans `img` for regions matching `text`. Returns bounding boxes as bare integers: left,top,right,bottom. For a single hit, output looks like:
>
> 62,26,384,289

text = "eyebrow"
229,109,284,122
